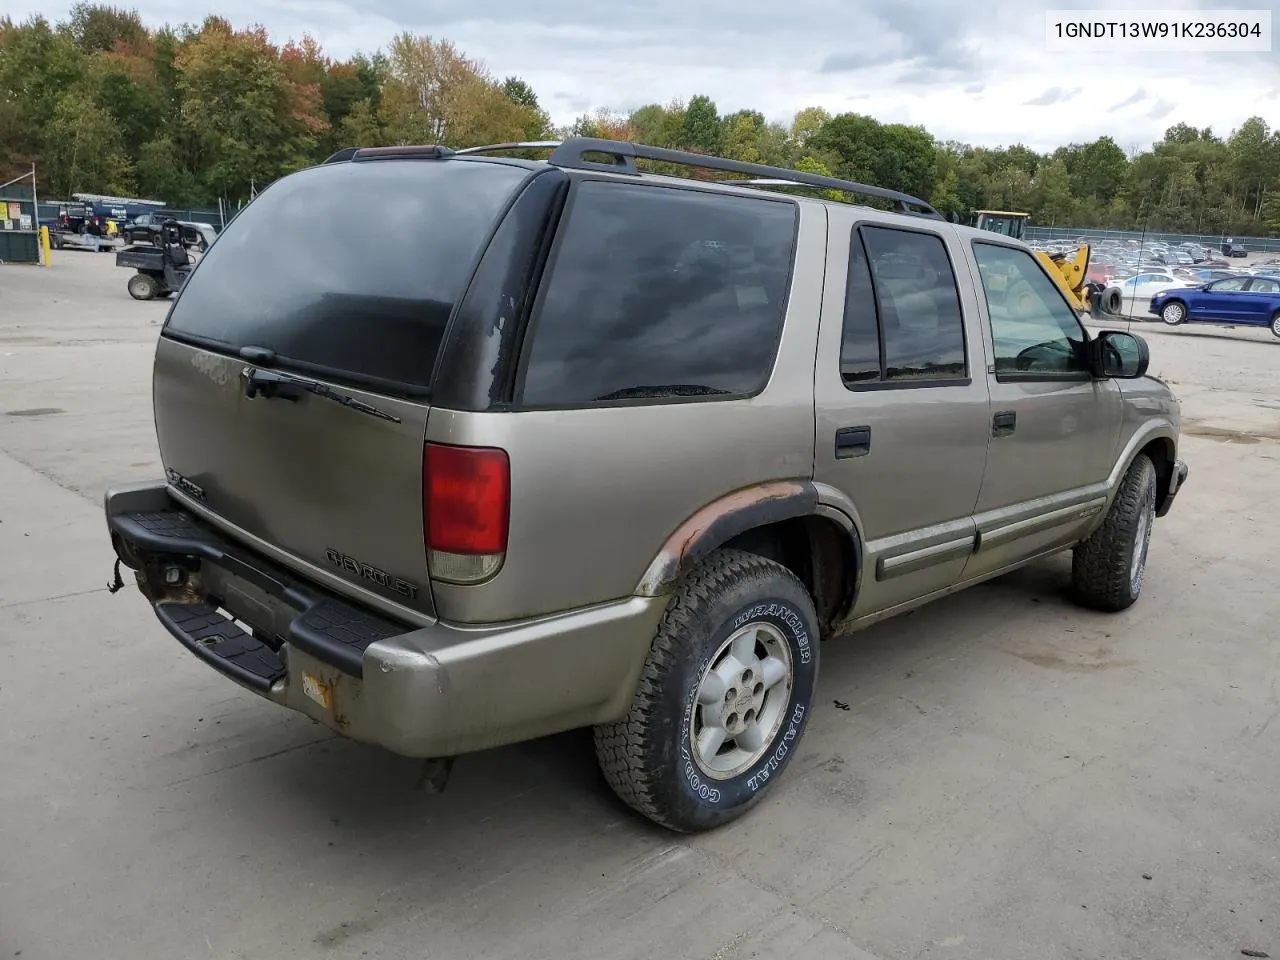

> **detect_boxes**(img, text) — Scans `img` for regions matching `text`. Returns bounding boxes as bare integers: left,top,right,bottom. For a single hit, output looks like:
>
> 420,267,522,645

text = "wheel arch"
635,481,862,638
1108,424,1177,510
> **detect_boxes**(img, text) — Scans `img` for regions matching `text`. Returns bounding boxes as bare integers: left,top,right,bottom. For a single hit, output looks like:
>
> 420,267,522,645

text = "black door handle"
835,426,871,459
992,410,1017,437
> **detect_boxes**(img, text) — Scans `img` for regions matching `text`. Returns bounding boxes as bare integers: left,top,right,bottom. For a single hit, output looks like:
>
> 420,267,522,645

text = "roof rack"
324,137,944,219
578,139,941,218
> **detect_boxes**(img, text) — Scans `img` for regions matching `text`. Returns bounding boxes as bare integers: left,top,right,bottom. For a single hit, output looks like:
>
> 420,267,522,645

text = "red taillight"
424,442,509,583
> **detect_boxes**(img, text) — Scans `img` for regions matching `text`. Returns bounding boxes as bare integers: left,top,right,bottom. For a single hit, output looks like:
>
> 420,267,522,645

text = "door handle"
835,426,871,459
992,410,1017,437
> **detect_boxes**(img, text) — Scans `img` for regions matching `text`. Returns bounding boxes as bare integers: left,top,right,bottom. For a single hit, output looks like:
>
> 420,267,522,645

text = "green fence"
1026,225,1280,254
0,180,40,264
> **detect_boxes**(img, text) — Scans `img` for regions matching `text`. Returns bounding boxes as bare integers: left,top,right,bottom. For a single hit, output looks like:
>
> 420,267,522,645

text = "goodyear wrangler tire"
1071,453,1158,612
594,549,819,833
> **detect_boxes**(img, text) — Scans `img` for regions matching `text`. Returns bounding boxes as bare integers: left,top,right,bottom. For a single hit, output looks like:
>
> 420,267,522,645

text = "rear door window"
839,224,968,387
163,158,531,393
517,181,797,407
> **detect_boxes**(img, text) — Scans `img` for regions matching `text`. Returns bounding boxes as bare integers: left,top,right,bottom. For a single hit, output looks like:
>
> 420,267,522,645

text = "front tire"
594,549,819,833
1161,301,1186,326
1071,454,1158,612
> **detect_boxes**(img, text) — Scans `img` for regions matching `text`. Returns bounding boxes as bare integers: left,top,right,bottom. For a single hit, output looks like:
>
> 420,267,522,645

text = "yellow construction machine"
972,210,1115,317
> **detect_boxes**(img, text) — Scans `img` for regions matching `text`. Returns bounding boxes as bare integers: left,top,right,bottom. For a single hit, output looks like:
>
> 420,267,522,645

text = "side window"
1250,278,1280,294
839,225,967,387
1212,278,1247,292
519,181,797,406
972,242,1089,378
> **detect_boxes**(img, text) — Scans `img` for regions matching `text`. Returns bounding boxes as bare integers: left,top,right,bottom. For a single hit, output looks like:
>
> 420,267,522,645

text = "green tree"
500,76,551,138
1032,158,1074,225
1073,136,1128,205
44,88,133,194
930,168,962,218
789,106,829,148
680,94,722,153
808,113,936,199
723,109,765,163
176,18,324,202
338,97,384,147
62,2,145,53
380,33,532,148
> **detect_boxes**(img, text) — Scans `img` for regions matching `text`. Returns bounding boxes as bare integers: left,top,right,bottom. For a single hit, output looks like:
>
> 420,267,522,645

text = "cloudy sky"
3,0,1276,152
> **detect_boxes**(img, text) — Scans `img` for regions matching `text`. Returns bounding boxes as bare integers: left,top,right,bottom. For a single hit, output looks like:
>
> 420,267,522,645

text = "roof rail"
322,147,360,164
723,177,946,220
321,137,943,219
452,141,562,155
547,138,944,219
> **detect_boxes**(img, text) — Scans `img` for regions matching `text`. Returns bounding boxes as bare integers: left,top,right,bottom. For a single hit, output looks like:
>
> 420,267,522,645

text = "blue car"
1150,274,1280,338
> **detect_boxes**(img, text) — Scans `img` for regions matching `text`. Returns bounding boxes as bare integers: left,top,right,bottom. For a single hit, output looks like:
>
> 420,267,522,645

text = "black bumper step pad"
156,601,285,691
110,508,408,679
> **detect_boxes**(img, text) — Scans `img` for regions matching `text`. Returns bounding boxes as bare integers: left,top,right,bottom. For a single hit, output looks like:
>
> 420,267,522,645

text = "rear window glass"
518,180,797,407
164,159,529,391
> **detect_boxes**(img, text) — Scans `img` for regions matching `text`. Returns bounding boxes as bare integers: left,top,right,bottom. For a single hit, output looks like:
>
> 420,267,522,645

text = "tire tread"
593,549,806,832
1071,454,1156,612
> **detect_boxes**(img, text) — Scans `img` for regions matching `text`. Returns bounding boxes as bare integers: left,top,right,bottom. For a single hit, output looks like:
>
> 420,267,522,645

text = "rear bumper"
1157,458,1189,518
105,481,666,758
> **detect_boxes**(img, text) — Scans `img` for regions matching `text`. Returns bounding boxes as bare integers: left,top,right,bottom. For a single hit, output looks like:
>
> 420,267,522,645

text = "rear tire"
1071,454,1158,612
594,549,819,833
128,273,159,301
1271,311,1280,340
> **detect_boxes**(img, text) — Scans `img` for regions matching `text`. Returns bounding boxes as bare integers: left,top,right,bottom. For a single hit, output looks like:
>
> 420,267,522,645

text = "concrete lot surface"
1,251,1278,960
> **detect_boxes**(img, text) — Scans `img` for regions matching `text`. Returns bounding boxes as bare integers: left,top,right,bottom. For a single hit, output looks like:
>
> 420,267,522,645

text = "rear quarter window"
163,158,530,392
517,180,798,407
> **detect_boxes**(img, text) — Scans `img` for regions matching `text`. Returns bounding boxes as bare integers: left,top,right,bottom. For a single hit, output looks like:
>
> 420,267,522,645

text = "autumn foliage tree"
0,3,1277,236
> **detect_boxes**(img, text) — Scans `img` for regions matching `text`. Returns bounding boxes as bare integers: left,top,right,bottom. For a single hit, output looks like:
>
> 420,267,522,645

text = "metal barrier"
1026,225,1280,254
0,171,41,264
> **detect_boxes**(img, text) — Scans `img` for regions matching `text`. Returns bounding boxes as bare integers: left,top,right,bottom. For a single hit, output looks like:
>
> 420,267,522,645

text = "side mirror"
1093,330,1149,379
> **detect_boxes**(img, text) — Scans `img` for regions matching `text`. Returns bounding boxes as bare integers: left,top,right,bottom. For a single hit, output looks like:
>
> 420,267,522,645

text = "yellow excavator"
972,210,1117,317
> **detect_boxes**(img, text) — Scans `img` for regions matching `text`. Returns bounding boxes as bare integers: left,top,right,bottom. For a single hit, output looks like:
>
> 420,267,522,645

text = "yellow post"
40,225,51,265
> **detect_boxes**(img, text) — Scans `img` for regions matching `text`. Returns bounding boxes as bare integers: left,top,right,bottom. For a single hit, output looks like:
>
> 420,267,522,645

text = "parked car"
1222,240,1248,258
122,215,217,252
101,137,1188,833
1107,272,1193,316
1150,275,1280,336
1187,268,1240,283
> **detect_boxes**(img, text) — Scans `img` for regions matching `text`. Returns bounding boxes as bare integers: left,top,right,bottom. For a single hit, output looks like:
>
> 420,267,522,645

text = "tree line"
2,4,1278,235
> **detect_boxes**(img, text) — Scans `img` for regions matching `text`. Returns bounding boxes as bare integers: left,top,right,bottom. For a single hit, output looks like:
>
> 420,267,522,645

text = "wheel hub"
691,621,794,780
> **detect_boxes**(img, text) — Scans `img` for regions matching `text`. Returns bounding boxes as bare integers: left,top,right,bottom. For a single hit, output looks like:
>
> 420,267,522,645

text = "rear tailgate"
153,155,533,619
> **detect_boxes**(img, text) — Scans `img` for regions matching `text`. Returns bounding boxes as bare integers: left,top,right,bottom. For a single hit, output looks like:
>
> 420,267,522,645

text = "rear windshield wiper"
241,367,402,423
593,384,734,401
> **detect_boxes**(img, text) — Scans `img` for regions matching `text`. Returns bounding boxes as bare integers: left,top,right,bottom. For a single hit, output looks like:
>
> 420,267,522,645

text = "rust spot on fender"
636,481,816,596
